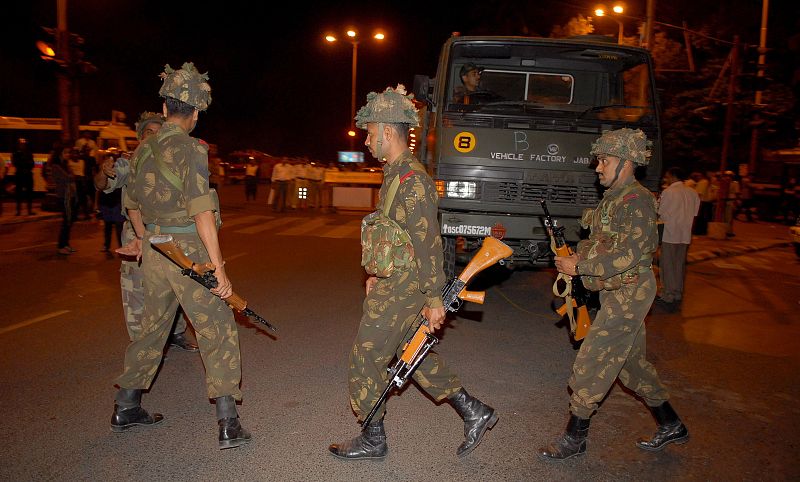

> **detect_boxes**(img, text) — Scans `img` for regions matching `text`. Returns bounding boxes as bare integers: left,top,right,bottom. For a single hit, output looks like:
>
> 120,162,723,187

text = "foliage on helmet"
355,84,419,129
590,128,652,166
158,62,212,111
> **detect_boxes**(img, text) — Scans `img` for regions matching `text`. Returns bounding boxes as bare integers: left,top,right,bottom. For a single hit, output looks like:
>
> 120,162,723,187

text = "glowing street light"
594,4,625,44
325,28,386,150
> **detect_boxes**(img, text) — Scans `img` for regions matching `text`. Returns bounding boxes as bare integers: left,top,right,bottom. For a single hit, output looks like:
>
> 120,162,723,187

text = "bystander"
655,167,700,313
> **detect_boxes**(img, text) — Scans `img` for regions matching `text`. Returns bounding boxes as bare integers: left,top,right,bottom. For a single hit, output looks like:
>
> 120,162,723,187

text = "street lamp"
594,4,625,44
325,29,385,150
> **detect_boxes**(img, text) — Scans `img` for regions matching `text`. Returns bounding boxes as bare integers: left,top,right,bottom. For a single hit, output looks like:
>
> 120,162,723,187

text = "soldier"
110,62,250,449
329,85,498,460
540,128,689,460
94,111,199,350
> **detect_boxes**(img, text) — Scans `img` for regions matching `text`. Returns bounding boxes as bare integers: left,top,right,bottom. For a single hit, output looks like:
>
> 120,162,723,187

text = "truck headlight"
445,181,477,199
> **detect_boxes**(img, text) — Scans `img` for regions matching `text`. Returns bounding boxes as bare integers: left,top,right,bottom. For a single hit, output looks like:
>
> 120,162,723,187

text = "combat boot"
449,388,499,457
216,395,251,450
538,414,590,461
328,419,388,459
636,401,689,451
169,332,199,352
110,388,164,433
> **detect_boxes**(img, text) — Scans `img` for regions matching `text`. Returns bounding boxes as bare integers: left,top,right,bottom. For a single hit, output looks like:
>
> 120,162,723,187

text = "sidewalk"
1,196,793,263
685,219,794,264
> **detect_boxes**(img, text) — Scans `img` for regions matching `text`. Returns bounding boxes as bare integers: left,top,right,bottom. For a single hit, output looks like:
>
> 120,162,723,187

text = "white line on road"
221,215,274,228
278,218,330,236
319,220,361,238
0,310,71,336
235,217,299,234
2,242,57,253
226,252,248,262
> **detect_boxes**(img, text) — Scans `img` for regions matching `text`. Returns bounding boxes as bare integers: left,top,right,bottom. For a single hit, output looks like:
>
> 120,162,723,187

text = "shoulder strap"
145,136,183,191
381,175,401,216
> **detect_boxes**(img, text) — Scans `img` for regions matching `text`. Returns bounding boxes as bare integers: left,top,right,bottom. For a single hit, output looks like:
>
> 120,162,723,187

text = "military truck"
412,35,663,275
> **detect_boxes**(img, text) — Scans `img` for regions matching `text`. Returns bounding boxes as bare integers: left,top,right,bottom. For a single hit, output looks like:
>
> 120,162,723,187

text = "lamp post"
594,4,625,44
325,29,385,150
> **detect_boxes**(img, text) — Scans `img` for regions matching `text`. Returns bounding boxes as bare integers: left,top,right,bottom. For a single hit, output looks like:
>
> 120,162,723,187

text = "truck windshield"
447,45,656,124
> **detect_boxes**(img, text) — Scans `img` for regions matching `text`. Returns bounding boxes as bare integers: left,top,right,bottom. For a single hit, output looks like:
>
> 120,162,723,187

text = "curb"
687,241,793,264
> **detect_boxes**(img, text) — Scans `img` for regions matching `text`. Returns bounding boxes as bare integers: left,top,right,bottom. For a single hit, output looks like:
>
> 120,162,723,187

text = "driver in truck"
452,62,483,104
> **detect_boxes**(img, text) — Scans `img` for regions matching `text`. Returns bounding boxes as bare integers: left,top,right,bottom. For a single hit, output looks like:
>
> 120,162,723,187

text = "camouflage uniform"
570,177,669,418
114,65,241,401
349,150,462,421
104,155,186,341
539,128,688,460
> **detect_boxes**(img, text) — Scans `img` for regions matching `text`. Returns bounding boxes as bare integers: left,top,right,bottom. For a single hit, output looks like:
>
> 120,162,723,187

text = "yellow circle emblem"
453,132,476,153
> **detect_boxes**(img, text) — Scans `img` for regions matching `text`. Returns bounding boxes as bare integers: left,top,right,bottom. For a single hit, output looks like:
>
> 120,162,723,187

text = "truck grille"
483,181,599,205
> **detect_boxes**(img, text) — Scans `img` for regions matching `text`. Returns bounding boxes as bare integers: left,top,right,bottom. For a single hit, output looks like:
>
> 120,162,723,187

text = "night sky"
2,0,797,161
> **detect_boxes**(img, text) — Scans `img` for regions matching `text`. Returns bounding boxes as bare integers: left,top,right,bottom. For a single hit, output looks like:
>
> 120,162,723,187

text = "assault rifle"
150,234,276,332
361,236,513,427
540,200,591,341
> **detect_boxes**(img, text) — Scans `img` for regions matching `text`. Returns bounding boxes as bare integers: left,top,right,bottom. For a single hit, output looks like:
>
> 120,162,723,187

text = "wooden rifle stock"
541,200,592,341
150,234,276,331
361,236,512,426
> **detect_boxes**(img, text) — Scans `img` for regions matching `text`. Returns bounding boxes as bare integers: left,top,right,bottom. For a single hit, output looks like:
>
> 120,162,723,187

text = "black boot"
169,332,199,352
636,401,689,451
449,388,499,457
538,415,590,460
328,419,388,459
216,396,251,450
110,388,164,433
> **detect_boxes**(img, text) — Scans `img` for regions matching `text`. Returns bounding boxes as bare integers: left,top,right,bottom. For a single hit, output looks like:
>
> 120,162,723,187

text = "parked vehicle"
413,35,662,276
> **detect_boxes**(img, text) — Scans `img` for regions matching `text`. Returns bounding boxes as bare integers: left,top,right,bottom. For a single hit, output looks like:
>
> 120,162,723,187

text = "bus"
412,35,662,274
0,116,139,192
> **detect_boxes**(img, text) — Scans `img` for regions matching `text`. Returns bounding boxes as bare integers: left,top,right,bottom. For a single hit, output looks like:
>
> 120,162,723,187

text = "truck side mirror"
413,75,434,105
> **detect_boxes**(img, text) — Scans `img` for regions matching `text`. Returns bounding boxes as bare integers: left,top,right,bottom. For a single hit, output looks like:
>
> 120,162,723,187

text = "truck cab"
413,35,662,275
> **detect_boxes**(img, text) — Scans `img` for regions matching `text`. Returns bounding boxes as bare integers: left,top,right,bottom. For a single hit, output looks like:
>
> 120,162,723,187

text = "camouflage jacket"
123,122,216,227
380,150,445,309
576,178,658,291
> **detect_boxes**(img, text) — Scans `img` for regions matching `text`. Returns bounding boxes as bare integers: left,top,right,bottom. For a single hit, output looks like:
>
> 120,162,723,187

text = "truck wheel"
443,236,457,279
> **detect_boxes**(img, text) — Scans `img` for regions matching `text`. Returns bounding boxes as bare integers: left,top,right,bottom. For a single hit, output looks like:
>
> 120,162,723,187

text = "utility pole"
720,36,740,174
748,0,770,177
55,0,79,144
644,0,656,50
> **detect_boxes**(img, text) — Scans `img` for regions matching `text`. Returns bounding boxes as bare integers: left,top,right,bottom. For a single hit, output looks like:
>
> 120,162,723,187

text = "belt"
145,223,197,234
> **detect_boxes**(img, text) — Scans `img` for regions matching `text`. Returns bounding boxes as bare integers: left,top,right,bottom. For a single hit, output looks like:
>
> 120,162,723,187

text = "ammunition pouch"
360,175,415,278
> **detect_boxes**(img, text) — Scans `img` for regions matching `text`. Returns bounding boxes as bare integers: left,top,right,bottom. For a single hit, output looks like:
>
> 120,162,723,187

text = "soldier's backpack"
360,174,415,278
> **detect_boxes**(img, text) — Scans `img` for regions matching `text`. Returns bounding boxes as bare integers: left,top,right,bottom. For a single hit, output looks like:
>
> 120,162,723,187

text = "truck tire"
443,236,457,279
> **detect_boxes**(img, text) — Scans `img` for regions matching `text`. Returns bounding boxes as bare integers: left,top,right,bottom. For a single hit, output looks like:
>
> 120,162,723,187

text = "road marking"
0,310,71,335
2,242,56,253
221,214,274,228
226,252,248,262
319,221,361,238
278,218,330,236
234,217,299,234
713,260,746,270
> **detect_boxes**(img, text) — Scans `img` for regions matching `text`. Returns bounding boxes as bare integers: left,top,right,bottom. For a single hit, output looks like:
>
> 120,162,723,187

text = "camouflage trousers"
115,231,243,401
569,269,669,419
119,221,186,341
348,270,462,422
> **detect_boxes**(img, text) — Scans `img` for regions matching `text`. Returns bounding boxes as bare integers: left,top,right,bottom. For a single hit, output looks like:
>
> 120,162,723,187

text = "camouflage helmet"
158,62,212,111
590,128,652,166
355,84,419,129
134,111,164,140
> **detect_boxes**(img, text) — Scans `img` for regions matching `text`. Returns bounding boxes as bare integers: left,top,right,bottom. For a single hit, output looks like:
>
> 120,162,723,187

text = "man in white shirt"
655,167,700,312
270,158,292,212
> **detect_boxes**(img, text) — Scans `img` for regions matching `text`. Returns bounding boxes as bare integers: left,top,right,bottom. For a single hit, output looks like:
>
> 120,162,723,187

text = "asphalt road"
0,191,798,481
